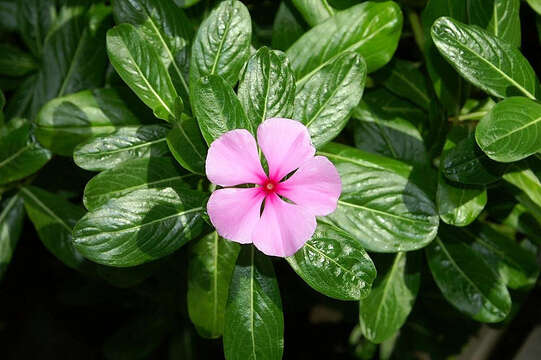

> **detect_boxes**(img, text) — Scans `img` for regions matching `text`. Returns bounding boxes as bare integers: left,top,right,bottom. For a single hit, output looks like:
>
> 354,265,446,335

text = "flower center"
262,179,278,194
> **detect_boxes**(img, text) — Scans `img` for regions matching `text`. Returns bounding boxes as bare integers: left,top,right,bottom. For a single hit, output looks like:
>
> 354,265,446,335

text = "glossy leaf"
73,124,170,172
287,222,376,301
223,245,284,360
319,143,439,253
527,0,541,14
192,74,252,145
359,252,420,344
291,0,334,27
426,235,511,322
431,17,538,100
189,0,251,88
35,88,142,156
0,194,24,279
238,47,296,126
107,23,178,120
73,187,206,267
294,52,366,148
83,157,194,211
476,97,541,163
503,166,541,208
20,186,89,270
468,0,521,47
287,1,403,81
167,114,207,175
0,119,51,185
188,232,240,338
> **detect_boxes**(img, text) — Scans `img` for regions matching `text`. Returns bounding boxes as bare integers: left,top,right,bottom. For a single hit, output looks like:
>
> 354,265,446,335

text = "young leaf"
238,47,296,126
73,124,170,172
188,232,240,339
426,235,511,322
0,194,24,280
190,0,251,88
468,0,521,47
74,187,206,267
359,252,420,344
287,222,376,301
107,23,178,121
167,114,207,175
294,52,366,148
291,0,334,27
287,1,403,80
192,74,251,145
83,157,195,211
319,143,439,252
0,119,51,185
476,97,541,163
223,245,284,360
20,186,89,270
431,17,538,100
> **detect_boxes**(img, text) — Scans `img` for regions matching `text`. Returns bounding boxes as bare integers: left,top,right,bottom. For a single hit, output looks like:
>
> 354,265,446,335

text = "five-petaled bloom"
206,117,341,257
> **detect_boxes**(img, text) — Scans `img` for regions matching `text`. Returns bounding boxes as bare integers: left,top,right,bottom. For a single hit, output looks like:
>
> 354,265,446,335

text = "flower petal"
257,118,315,181
207,188,265,244
252,193,316,257
277,156,341,216
206,129,266,186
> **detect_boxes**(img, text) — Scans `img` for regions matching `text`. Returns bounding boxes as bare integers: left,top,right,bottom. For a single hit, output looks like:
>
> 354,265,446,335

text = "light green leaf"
468,0,521,47
188,232,240,339
287,222,376,301
291,0,334,27
223,245,284,360
503,165,541,208
0,194,24,280
527,0,541,14
167,114,207,175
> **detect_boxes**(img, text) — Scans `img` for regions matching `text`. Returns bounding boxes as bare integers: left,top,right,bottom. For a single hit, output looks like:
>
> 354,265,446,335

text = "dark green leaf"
107,23,178,120
21,186,89,270
468,0,521,47
319,143,439,252
271,1,306,51
167,114,207,175
16,0,55,56
295,52,366,148
96,262,156,288
291,0,334,27
73,124,170,172
0,194,24,280
192,74,251,145
431,17,538,100
35,88,142,155
223,245,284,360
0,43,38,77
476,97,541,163
74,187,206,267
287,1,403,80
188,232,240,338
4,75,36,120
426,234,511,322
238,47,296,126
0,119,51,185
83,157,195,211
287,222,376,301
189,0,251,88
359,252,420,344
0,0,17,31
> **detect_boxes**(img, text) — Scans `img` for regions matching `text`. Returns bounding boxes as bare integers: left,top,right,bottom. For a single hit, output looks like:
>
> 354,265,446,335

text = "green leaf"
35,88,143,156
271,1,306,51
0,119,51,185
20,186,89,270
465,224,540,290
0,0,17,32
73,187,206,267
291,0,334,27
352,88,429,167
96,262,156,288
0,43,38,77
107,23,178,121
189,0,251,88
4,75,37,120
83,157,195,211
294,52,366,148
188,232,240,339
431,17,539,100
287,222,376,301
238,47,296,126
223,245,284,360
0,194,24,280
476,97,541,163
113,0,193,107
426,234,511,322
319,143,439,252
503,165,541,208
373,59,430,111
527,0,541,15
16,0,55,56
468,0,521,47
73,124,170,172
359,252,420,344
192,74,251,145
442,133,506,185
287,1,403,81
167,114,207,175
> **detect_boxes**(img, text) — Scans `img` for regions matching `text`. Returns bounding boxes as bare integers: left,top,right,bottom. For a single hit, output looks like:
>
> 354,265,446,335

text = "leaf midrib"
172,120,205,161
21,187,72,233
0,144,31,169
482,115,541,147
372,252,403,330
80,137,167,157
338,200,431,225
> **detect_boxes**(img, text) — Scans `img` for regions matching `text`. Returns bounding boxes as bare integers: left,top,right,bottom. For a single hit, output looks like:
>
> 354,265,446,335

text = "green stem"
407,9,425,52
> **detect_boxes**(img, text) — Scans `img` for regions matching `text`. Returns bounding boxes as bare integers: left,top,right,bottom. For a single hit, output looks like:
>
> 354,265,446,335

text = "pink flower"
206,117,341,257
